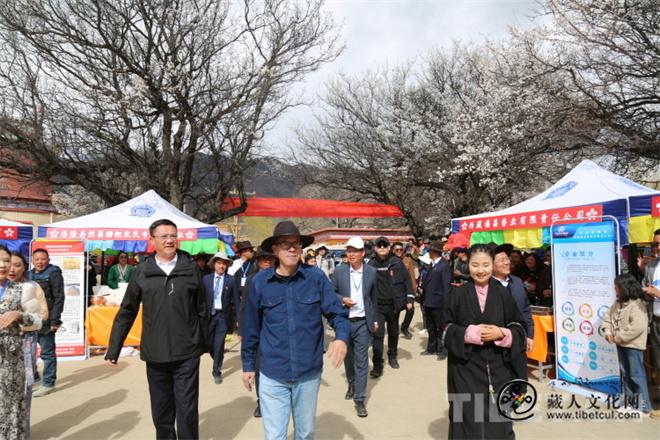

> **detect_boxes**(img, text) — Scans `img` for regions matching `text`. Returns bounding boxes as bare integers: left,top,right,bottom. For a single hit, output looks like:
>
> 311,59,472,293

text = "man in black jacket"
420,240,452,360
106,219,208,440
29,248,65,397
367,236,414,377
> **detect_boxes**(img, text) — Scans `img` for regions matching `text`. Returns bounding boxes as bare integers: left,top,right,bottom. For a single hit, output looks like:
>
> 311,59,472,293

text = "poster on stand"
31,241,87,361
552,221,620,395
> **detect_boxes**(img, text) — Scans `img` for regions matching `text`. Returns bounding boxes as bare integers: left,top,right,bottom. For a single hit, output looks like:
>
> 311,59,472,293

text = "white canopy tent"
37,190,228,255
450,160,660,247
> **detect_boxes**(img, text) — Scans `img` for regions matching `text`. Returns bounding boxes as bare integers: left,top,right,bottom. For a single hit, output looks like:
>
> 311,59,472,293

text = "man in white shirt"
332,237,378,417
229,241,256,277
106,219,208,439
203,252,239,384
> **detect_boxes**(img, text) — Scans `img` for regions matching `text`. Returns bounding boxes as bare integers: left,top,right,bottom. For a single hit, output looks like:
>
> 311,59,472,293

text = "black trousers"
209,313,228,377
424,306,446,354
400,306,414,331
372,303,399,368
146,357,200,440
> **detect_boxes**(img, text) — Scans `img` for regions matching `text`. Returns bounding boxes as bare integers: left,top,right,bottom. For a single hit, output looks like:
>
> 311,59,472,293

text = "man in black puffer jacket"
367,236,414,377
106,219,208,440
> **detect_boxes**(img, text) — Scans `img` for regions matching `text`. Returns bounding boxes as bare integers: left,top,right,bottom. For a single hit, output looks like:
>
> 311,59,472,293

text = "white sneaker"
33,386,55,397
418,329,428,336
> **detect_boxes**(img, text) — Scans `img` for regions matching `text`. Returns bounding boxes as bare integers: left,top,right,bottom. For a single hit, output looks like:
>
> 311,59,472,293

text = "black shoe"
401,328,413,339
420,350,436,356
355,401,368,417
253,404,261,418
388,358,400,369
213,375,223,384
345,384,355,400
437,351,448,360
370,368,383,378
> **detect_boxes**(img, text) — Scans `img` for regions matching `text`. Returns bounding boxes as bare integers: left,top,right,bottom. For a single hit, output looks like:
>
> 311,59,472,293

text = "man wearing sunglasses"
241,220,349,439
392,242,417,339
367,236,414,377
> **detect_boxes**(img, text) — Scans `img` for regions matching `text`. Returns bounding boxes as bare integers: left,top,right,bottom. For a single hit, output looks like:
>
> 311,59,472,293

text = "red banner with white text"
458,204,603,232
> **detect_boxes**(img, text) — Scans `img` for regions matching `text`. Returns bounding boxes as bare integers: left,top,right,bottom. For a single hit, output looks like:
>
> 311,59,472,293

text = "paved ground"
31,310,659,439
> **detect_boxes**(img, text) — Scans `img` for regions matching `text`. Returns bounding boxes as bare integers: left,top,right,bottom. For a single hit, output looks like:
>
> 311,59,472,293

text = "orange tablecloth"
85,305,143,347
527,314,554,362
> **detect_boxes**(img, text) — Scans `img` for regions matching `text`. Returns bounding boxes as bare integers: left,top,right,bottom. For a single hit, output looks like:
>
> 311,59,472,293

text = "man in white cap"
203,251,239,384
332,236,377,417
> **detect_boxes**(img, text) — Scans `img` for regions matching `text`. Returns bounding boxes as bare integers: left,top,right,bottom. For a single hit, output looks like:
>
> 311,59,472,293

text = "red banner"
32,240,85,254
459,204,603,232
43,228,198,241
0,226,18,239
652,196,660,217
223,197,404,218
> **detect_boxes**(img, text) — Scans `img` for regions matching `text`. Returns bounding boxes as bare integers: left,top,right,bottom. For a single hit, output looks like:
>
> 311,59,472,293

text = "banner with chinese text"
32,241,87,361
458,204,603,233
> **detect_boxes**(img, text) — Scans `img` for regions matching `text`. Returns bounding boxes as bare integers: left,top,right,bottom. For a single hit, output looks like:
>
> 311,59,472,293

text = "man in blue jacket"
420,240,452,360
241,220,349,439
203,251,239,384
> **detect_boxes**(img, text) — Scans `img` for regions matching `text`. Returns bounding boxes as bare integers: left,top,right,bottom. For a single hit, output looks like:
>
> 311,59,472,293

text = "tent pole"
100,251,105,285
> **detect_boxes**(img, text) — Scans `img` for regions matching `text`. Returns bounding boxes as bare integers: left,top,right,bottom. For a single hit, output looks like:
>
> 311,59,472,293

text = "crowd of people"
2,220,659,439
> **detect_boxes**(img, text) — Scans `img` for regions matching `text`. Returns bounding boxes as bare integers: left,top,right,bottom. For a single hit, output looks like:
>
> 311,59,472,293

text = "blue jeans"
38,331,57,387
617,346,651,413
259,372,321,440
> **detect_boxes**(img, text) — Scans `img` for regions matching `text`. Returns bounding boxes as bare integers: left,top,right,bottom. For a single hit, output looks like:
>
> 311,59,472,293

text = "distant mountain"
243,157,302,197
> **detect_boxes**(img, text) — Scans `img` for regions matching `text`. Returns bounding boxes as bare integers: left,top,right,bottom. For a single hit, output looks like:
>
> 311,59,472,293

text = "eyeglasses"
393,248,403,253
376,244,390,249
119,255,128,259
151,234,178,241
276,240,303,250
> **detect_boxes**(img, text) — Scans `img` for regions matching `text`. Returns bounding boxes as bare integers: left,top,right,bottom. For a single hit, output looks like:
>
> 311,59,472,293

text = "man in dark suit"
420,240,452,360
332,237,377,418
203,251,240,384
492,244,534,380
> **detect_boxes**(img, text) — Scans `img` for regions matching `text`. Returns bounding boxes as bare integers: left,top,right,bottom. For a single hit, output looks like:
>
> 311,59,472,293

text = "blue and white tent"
38,190,233,255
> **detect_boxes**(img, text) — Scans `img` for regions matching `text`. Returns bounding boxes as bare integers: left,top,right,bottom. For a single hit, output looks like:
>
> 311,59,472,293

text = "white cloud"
265,0,541,154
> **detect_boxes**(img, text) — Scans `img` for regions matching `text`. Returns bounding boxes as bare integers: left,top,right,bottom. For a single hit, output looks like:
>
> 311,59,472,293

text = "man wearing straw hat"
203,251,239,384
241,220,350,439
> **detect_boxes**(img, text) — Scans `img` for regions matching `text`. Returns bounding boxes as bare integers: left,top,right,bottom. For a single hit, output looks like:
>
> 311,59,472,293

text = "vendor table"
85,305,143,347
